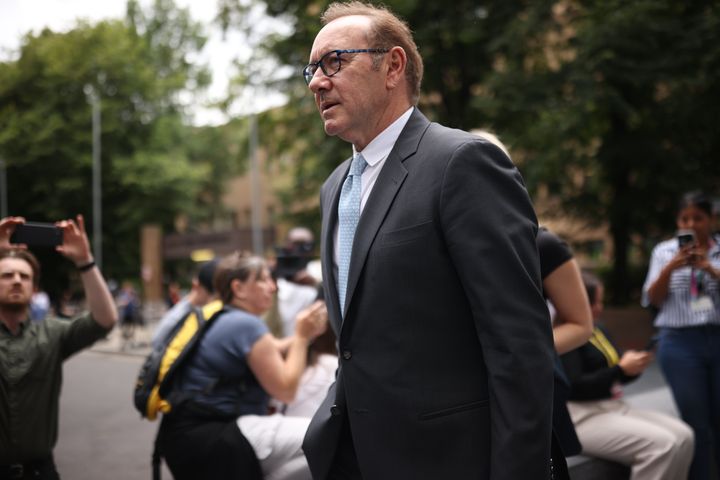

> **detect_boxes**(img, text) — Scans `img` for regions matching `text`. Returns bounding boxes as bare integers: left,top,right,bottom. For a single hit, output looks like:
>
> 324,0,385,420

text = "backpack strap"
157,301,224,398
149,300,228,475
152,429,162,480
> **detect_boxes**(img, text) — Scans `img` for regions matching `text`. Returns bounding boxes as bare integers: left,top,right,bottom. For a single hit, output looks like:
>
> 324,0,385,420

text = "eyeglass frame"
302,48,389,85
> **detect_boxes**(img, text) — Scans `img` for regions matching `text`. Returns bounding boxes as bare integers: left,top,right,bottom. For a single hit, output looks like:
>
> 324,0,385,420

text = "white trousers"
237,414,312,480
568,399,694,480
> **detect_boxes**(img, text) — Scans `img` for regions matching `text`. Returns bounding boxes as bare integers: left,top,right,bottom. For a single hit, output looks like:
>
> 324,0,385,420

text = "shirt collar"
353,106,414,167
0,317,30,335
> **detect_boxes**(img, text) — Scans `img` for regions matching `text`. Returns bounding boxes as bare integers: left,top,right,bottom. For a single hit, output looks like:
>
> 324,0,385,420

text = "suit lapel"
342,109,431,319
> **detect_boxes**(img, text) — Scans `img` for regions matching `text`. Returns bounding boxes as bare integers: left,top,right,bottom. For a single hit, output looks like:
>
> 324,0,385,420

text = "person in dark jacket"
561,271,694,480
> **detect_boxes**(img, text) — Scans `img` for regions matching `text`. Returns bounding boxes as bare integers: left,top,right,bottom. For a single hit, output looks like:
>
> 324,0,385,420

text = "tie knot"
350,153,367,177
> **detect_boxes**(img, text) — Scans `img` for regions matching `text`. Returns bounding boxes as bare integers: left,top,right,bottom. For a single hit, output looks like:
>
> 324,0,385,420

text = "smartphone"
677,229,696,248
644,336,659,351
10,222,63,247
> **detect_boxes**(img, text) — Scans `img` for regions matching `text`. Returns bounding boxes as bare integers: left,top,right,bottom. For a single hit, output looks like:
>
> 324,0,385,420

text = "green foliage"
0,0,217,291
483,0,720,301
219,0,557,229
223,0,719,302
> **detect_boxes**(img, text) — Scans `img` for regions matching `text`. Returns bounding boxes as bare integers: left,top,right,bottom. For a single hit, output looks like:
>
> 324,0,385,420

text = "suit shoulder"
421,123,513,173
425,123,508,159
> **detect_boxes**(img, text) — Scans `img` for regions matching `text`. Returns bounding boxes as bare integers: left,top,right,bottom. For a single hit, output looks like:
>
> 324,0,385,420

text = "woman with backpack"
157,251,328,480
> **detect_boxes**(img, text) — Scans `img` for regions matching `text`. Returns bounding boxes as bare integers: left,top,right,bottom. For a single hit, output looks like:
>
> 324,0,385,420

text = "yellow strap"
147,300,225,419
145,386,171,420
588,327,619,367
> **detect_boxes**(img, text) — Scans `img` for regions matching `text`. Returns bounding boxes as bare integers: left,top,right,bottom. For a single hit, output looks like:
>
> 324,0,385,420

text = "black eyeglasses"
302,49,389,85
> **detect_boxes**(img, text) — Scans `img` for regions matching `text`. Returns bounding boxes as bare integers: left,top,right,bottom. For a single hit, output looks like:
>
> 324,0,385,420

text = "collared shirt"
333,106,414,269
642,234,720,328
0,314,110,464
352,106,414,213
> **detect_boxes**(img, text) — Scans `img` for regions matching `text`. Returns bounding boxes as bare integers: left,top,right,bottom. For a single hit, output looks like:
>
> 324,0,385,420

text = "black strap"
152,427,162,480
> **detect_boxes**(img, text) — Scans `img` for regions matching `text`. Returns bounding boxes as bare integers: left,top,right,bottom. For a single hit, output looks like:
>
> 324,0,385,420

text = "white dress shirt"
332,107,415,272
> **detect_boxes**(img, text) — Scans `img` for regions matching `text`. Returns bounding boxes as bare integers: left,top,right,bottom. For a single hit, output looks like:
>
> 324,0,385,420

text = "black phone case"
10,222,63,247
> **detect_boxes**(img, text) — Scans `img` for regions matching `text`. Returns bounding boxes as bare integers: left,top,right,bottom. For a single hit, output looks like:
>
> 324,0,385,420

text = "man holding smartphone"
0,216,117,479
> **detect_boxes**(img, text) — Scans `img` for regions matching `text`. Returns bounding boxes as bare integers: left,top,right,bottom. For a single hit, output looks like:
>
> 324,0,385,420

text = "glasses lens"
303,65,315,85
324,52,342,76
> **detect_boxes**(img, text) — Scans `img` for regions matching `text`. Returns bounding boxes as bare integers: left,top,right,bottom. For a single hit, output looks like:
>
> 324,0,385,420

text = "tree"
222,0,719,303
0,0,212,296
483,0,720,302
218,0,536,228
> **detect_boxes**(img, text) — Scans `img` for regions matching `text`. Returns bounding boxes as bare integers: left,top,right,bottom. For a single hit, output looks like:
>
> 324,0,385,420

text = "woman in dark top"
561,272,693,480
536,228,594,478
537,228,594,355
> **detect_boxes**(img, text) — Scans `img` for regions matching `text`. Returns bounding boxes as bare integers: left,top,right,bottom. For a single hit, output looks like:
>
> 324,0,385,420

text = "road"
55,350,171,479
53,335,681,480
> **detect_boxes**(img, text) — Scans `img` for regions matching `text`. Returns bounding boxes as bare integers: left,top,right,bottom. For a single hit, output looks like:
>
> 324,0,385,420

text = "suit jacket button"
330,405,341,416
342,350,352,360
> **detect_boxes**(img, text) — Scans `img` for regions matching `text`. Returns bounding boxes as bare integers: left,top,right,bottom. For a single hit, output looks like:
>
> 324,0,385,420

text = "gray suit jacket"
303,109,554,480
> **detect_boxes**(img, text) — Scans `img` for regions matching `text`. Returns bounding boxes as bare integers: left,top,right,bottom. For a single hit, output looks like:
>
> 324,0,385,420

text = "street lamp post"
0,155,7,218
249,113,263,256
85,85,103,271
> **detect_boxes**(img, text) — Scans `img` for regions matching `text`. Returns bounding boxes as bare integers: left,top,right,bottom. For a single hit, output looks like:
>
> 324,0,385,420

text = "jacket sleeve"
439,138,554,480
561,346,639,401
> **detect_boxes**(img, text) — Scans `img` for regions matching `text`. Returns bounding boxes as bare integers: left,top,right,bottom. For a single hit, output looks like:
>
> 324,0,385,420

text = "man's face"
0,258,35,311
307,15,389,150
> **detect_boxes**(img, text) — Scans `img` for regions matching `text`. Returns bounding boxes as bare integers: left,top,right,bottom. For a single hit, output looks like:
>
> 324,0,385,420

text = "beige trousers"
568,399,694,480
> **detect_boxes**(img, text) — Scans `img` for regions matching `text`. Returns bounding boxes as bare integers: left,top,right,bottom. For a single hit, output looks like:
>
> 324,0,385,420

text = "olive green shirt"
0,314,110,464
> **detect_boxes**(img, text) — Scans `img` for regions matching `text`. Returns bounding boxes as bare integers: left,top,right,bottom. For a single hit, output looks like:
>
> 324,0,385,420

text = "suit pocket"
380,221,434,248
418,399,489,421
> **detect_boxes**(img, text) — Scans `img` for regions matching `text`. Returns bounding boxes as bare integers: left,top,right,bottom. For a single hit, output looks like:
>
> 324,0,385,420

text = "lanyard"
588,328,620,367
690,268,705,298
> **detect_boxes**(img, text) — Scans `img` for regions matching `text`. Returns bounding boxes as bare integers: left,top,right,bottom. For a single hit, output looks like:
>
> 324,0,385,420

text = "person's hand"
667,247,693,271
295,300,328,341
0,217,26,248
618,350,653,376
687,246,720,279
291,269,319,286
55,215,93,266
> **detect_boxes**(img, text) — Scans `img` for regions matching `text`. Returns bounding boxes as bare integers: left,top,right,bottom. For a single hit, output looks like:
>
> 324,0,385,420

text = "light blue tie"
337,153,368,315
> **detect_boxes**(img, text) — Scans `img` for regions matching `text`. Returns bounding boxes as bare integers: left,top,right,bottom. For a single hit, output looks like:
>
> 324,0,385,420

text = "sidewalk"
91,301,168,357
91,322,155,357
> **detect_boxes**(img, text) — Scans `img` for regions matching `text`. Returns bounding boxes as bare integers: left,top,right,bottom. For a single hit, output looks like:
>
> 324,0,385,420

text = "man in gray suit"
301,2,555,479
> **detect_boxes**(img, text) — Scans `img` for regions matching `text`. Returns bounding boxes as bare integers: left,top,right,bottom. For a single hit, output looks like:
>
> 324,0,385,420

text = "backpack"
133,299,225,420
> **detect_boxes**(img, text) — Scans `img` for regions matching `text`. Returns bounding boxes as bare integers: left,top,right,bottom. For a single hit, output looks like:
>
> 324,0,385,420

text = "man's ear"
385,46,407,90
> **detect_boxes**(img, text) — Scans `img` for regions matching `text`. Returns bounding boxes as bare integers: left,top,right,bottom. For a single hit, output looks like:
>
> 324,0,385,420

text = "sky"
0,0,288,125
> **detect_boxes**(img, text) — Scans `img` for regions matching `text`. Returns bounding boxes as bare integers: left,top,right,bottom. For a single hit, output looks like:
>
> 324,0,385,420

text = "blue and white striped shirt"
642,234,720,328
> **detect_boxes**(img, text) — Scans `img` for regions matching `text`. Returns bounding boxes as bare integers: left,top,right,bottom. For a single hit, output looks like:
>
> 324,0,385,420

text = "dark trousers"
326,416,565,480
659,325,720,480
0,456,59,480
157,410,262,480
327,418,363,480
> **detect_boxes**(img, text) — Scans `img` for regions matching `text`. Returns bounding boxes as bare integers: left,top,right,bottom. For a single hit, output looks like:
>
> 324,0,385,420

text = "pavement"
91,320,156,357
89,309,693,479
94,315,680,418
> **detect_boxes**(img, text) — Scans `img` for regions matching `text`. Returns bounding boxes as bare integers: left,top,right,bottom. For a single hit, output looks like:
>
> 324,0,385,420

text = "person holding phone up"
0,216,117,479
643,191,720,480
